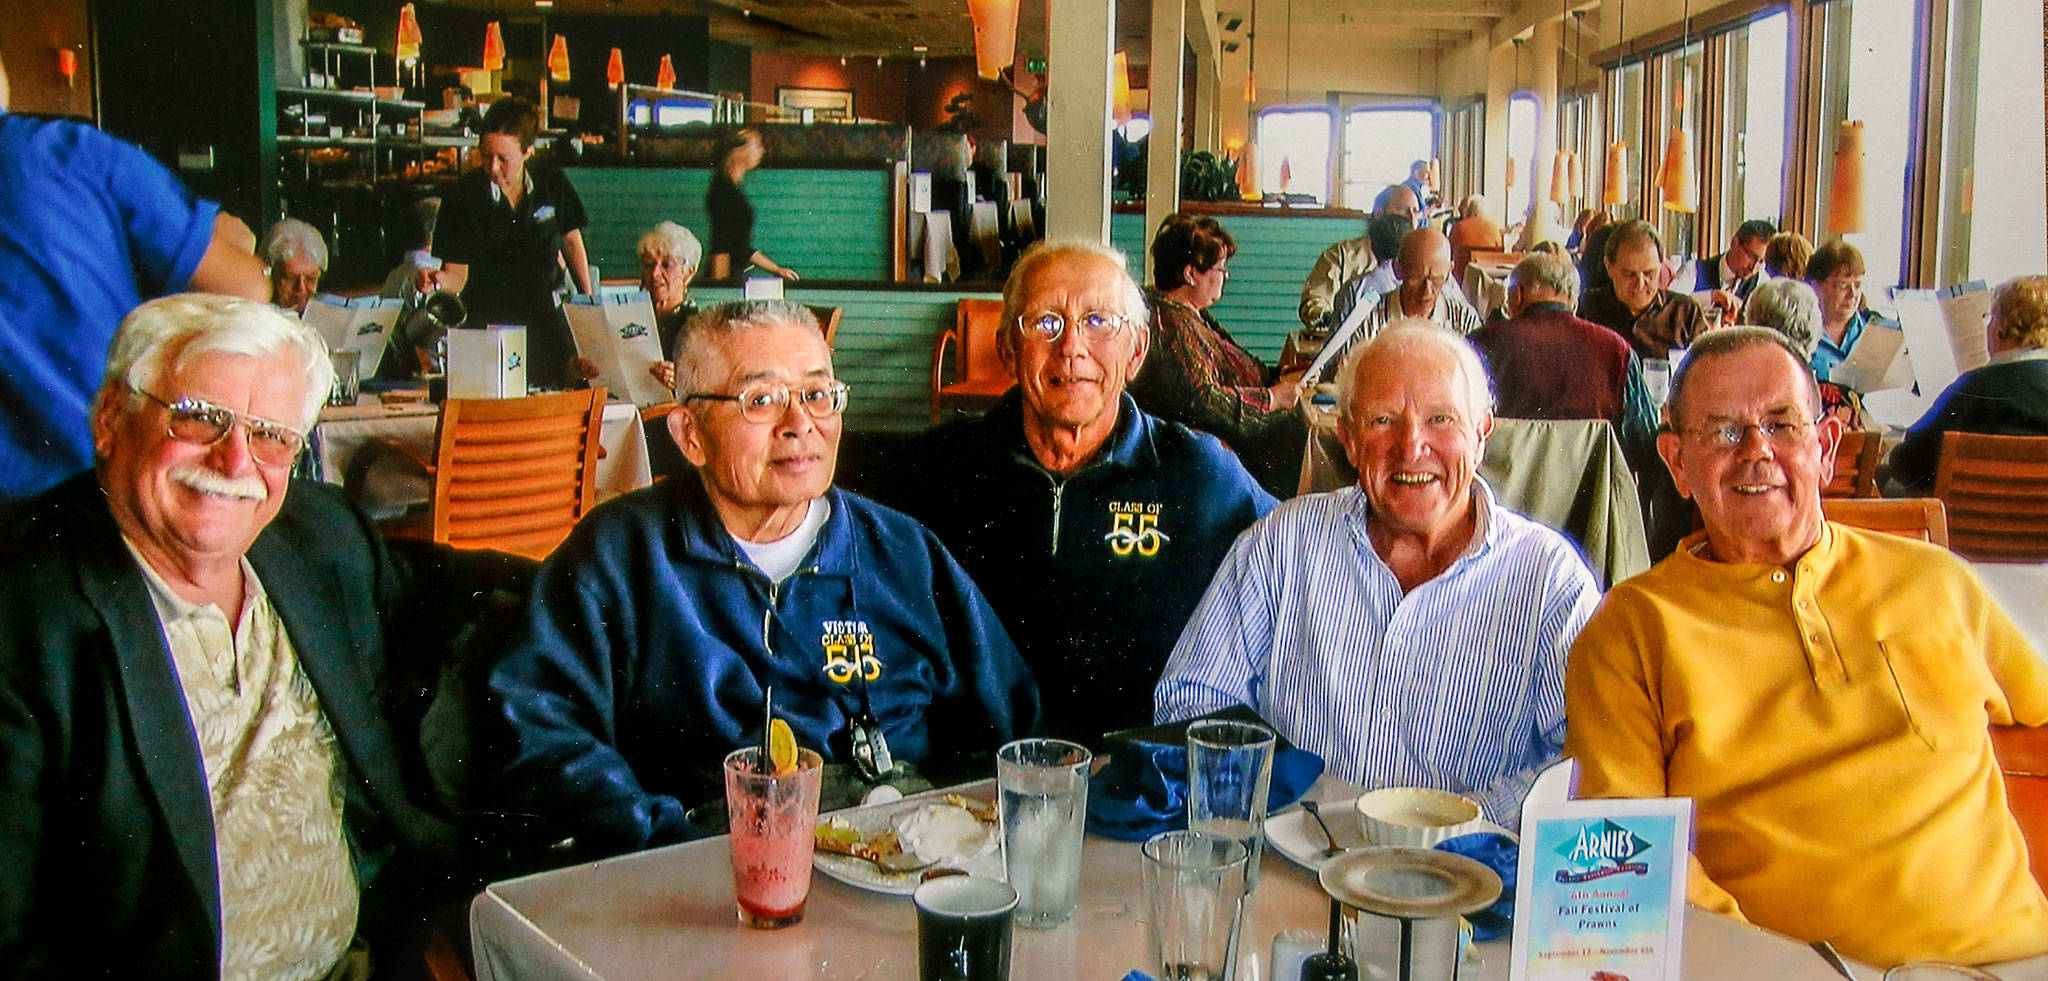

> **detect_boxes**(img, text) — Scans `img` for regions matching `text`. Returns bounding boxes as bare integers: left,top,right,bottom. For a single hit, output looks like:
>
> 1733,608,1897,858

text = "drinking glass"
327,350,361,407
914,875,1018,981
1142,830,1250,981
996,738,1091,928
722,746,823,928
1186,719,1276,893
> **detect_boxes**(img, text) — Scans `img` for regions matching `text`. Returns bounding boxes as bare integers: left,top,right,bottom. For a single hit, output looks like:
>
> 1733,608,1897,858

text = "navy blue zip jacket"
489,473,1039,856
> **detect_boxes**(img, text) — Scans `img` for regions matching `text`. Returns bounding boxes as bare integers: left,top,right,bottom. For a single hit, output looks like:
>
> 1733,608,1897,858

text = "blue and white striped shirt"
1153,481,1600,829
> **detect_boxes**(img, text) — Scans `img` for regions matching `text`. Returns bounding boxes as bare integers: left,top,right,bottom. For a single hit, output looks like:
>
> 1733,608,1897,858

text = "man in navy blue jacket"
490,301,1038,858
868,243,1274,745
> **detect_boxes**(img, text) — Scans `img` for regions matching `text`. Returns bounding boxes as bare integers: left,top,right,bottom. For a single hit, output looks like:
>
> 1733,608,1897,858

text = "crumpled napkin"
1435,831,1518,941
1085,740,1325,841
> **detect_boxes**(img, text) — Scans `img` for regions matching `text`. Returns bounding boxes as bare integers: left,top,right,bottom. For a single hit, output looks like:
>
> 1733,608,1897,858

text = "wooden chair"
1933,432,2048,562
806,304,844,350
1820,497,1949,547
929,297,1010,422
349,388,606,561
1825,429,1882,498
1991,724,2048,891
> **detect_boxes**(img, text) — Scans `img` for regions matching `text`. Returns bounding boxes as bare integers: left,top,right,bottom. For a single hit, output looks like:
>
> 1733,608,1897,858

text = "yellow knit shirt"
1565,522,2048,966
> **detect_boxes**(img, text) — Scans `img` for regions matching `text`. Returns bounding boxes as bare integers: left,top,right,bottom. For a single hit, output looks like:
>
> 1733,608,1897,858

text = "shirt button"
1771,571,1787,584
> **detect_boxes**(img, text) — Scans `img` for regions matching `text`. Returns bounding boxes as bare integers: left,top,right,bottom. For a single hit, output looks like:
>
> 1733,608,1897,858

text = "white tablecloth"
465,776,2044,981
908,210,961,283
311,397,650,515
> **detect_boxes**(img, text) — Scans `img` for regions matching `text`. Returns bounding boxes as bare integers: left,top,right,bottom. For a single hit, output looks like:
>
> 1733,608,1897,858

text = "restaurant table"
908,210,962,283
467,776,2048,981
310,395,652,515
1462,260,1513,323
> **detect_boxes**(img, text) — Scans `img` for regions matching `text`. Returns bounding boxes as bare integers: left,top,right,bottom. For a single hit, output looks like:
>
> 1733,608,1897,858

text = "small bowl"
1353,788,1483,848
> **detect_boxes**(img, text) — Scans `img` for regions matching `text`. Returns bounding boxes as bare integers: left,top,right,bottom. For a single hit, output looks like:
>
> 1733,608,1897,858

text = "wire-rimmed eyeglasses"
137,389,307,468
1015,310,1133,344
682,380,850,424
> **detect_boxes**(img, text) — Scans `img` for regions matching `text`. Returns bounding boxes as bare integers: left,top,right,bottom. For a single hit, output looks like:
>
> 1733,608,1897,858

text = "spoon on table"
1300,799,1345,858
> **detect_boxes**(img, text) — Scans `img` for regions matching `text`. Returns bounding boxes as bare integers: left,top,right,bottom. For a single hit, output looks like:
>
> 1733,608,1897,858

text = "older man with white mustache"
0,294,459,980
1156,320,1602,830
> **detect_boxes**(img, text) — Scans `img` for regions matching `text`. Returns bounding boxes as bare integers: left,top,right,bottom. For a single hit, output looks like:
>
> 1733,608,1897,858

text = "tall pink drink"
723,746,823,928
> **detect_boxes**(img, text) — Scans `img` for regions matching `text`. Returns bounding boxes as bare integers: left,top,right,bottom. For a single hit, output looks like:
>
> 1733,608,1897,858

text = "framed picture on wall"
775,86,855,120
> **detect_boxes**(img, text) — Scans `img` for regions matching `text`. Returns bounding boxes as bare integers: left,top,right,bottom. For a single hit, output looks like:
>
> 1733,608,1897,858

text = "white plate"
1267,797,1515,873
812,792,1004,896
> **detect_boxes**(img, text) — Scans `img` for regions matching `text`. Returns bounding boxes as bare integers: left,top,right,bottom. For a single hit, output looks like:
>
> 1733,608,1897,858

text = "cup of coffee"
913,875,1017,981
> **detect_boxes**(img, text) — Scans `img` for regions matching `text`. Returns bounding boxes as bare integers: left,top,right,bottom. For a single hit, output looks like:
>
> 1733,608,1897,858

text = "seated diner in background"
1577,220,1708,360
1326,213,1409,331
1471,251,1656,451
1740,277,1823,360
0,295,460,979
576,220,703,393
1131,213,1308,497
1297,183,1421,331
1310,227,1484,384
871,242,1274,744
1891,274,2048,492
260,217,326,316
487,300,1038,860
1447,192,1504,286
1155,321,1602,829
1693,218,1775,302
1804,238,1875,385
1566,326,2048,968
1764,230,1814,280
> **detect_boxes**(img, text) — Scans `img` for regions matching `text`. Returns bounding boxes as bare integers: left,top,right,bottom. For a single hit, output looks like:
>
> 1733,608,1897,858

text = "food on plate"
813,795,1000,874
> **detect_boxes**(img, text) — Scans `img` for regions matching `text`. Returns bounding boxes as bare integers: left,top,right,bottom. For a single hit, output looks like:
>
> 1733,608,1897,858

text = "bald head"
1375,184,1421,225
1394,229,1453,317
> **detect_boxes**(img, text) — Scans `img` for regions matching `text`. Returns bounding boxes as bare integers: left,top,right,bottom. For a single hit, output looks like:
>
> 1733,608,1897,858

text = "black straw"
759,685,774,774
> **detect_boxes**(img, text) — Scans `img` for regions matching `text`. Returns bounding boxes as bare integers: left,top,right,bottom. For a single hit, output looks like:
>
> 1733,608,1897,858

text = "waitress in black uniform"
704,128,800,283
434,96,592,388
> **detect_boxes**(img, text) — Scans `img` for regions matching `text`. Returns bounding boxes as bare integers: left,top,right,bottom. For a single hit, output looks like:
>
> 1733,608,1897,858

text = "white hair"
637,220,703,271
999,240,1150,349
102,293,334,431
260,218,329,272
674,300,823,395
1742,278,1823,358
1335,318,1495,425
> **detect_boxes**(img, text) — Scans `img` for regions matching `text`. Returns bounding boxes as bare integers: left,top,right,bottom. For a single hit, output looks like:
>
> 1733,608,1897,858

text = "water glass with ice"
1142,829,1250,981
1186,719,1275,894
996,737,1091,929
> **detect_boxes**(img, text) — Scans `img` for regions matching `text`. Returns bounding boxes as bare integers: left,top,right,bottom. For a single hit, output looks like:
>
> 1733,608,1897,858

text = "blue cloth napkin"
1435,832,1518,941
1085,741,1324,841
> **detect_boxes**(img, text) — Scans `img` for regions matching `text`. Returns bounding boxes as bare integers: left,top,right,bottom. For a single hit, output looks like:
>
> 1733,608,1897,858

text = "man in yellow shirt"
1566,326,2048,967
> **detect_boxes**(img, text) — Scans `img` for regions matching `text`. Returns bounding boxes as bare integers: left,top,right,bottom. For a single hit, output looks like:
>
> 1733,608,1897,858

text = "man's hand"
647,360,677,390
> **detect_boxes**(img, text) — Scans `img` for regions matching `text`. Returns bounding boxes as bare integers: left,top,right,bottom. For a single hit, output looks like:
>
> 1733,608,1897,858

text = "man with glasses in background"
1312,227,1483,384
1566,327,2048,968
489,300,1038,859
0,294,459,978
870,243,1273,745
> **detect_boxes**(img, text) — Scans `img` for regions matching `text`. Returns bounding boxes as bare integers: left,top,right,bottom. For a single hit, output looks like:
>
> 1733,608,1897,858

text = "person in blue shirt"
864,243,1275,745
0,52,268,500
1805,238,1875,385
488,301,1038,858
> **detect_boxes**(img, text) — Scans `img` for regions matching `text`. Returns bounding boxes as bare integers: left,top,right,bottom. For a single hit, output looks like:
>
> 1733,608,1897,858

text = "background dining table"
309,394,653,516
466,776,2048,980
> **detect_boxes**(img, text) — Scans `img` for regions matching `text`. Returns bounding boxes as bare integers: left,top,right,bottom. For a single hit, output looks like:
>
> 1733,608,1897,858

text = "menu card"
446,325,527,399
303,294,402,363
1509,794,1692,981
1891,281,1992,398
1830,318,1914,394
565,293,669,406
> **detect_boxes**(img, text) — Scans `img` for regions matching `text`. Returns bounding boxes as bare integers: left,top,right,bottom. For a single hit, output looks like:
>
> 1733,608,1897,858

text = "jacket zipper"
1045,474,1067,557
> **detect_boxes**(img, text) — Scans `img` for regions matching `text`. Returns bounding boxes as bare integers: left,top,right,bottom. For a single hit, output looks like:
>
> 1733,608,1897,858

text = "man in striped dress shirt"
1155,321,1602,830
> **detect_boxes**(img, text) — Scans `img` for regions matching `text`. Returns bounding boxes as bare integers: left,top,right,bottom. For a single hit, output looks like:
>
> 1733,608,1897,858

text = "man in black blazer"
1694,219,1776,301
0,294,462,979
1892,275,2048,491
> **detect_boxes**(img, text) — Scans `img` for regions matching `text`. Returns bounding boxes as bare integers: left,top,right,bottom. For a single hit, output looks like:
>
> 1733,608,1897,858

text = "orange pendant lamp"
395,4,422,65
1239,140,1260,200
1603,141,1628,205
1828,119,1868,234
482,22,505,72
1568,149,1584,200
1658,125,1695,214
656,54,676,92
1427,157,1440,192
966,0,1021,81
548,35,571,82
606,48,624,88
1111,51,1133,125
1548,149,1570,205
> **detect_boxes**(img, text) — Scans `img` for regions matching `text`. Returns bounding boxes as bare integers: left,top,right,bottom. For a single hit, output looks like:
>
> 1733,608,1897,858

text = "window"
1606,61,1646,222
1342,106,1436,212
1506,93,1539,224
1934,0,2048,284
1444,100,1484,208
1256,108,1333,203
1814,0,1917,290
1718,12,1789,235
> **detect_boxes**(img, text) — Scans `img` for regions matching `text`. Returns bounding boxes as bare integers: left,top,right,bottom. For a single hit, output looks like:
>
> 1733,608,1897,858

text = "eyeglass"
137,389,308,468
1677,415,1822,449
1015,310,1133,344
682,380,850,424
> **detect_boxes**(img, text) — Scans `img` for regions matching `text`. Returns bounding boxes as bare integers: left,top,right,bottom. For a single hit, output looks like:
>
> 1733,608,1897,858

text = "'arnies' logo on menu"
820,619,880,685
1103,500,1169,557
1554,819,1653,883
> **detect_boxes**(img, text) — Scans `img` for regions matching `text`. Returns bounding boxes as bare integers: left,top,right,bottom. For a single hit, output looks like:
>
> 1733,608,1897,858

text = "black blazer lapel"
71,532,223,941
